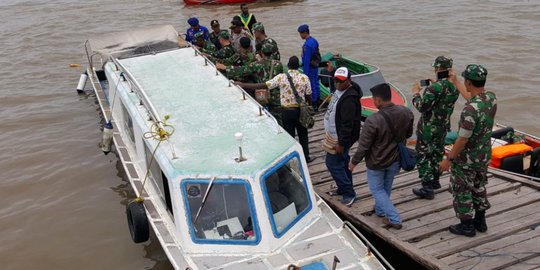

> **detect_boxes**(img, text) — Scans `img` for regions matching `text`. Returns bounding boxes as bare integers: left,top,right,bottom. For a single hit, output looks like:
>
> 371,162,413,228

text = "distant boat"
486,124,540,180
184,0,256,5
317,53,410,119
79,25,390,270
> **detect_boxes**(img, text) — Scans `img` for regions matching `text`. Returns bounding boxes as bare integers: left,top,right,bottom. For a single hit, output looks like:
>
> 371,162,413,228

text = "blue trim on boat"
180,178,261,245
260,151,313,238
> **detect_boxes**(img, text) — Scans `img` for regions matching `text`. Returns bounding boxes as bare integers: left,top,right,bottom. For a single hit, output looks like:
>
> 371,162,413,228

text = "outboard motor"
101,121,114,155
76,71,88,93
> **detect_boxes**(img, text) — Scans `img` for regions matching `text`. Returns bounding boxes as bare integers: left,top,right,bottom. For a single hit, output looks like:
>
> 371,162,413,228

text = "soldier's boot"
474,210,488,232
431,174,441,190
449,219,476,237
412,183,434,200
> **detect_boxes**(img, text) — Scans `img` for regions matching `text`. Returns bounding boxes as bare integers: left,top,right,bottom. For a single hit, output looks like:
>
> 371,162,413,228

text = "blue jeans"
325,148,355,199
367,161,401,224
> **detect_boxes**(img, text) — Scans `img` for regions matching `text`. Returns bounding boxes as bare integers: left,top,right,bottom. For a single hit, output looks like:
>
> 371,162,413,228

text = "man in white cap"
323,67,363,206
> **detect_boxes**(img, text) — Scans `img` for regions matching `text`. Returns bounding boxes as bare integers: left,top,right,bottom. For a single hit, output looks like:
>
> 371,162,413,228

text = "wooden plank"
442,227,540,266
397,184,536,241
425,202,540,258
398,184,535,234
503,256,540,270
447,231,540,270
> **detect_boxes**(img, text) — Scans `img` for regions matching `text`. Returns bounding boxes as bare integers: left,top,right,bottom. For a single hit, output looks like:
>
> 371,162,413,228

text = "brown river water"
1,0,539,269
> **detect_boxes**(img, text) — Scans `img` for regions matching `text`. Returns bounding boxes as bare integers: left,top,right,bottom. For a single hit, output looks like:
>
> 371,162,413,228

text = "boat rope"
131,117,175,204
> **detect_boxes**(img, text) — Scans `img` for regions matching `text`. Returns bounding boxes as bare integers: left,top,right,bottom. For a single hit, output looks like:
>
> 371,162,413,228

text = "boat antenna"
193,176,217,225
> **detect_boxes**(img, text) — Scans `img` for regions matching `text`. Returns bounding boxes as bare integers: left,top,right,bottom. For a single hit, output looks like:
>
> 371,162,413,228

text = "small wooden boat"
80,25,389,270
184,0,256,5
318,53,410,119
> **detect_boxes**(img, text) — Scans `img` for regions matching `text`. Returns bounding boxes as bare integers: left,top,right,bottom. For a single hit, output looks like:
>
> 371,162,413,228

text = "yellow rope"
130,115,174,204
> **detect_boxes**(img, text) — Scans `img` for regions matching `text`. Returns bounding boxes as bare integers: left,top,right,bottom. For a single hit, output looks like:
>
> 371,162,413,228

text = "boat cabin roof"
116,48,297,177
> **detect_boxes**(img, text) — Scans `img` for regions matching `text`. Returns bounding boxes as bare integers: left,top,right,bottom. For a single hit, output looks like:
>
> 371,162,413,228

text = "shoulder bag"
379,110,416,171
286,73,314,129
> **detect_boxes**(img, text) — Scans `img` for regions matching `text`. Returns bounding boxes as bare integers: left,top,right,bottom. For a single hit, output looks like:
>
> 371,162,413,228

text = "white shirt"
324,89,345,137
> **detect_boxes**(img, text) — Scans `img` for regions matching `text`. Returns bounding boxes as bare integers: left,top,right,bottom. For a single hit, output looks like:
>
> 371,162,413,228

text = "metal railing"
343,221,395,270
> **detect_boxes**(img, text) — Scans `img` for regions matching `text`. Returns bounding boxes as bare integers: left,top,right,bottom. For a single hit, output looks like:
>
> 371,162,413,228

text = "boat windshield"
261,152,312,238
182,179,260,245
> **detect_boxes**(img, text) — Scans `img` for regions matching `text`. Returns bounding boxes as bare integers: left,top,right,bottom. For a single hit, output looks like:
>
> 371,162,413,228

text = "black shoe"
449,219,476,237
412,186,434,200
431,180,441,190
474,210,488,232
306,156,315,163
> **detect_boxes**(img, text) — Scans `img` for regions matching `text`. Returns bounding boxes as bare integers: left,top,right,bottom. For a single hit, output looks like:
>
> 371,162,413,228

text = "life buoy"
126,201,149,243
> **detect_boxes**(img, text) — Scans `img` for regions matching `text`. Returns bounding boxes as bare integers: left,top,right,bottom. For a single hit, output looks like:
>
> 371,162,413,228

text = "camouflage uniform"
450,64,497,220
221,49,255,67
227,43,284,121
194,31,216,55
207,31,236,63
413,56,459,188
253,23,280,61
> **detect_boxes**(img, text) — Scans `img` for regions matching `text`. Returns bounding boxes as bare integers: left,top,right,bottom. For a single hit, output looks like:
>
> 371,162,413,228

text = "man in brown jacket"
349,83,414,229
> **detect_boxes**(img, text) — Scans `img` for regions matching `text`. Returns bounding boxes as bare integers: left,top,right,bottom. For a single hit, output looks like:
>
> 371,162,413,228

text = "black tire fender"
126,201,149,243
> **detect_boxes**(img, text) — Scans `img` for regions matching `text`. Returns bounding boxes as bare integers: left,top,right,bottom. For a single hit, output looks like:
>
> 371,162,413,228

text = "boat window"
120,102,135,144
261,152,312,238
181,179,260,245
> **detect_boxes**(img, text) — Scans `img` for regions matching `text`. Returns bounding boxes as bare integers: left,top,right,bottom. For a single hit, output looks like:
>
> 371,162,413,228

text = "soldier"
216,43,283,120
204,31,235,64
208,20,226,50
253,22,280,61
439,64,496,237
193,31,216,55
220,37,255,67
411,56,459,200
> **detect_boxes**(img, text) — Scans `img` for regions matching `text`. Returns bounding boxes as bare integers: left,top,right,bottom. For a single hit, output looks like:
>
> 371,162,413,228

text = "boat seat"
528,147,540,177
492,127,514,143
500,154,524,174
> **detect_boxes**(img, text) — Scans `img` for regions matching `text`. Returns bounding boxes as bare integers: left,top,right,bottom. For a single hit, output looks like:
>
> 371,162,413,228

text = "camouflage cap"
252,22,264,32
219,31,230,40
261,42,273,53
432,56,453,69
462,64,488,81
194,31,205,40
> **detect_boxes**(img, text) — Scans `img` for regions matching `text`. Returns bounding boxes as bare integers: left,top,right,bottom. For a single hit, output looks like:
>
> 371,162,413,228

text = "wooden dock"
307,113,540,270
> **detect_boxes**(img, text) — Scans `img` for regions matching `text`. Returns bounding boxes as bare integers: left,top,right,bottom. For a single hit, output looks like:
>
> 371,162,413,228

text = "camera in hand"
437,70,449,80
420,79,431,87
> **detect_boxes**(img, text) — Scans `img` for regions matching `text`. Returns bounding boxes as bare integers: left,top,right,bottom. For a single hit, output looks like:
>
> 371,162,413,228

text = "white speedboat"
79,25,389,270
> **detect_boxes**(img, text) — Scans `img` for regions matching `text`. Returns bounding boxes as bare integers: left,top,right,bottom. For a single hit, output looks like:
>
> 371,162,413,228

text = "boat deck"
307,113,540,270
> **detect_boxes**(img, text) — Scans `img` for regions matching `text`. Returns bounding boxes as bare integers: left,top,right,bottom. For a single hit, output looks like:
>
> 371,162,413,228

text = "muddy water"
1,0,539,269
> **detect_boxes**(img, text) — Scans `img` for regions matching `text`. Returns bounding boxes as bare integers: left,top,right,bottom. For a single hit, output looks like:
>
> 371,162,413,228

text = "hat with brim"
334,67,349,81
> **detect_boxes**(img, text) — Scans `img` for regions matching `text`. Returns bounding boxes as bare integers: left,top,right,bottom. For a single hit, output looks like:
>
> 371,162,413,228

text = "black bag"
286,73,314,129
310,48,322,68
380,110,416,171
